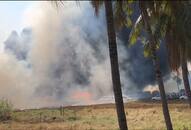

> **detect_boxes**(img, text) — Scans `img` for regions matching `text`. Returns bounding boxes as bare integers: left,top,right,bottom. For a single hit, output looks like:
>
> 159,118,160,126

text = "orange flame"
71,91,93,103
143,85,159,94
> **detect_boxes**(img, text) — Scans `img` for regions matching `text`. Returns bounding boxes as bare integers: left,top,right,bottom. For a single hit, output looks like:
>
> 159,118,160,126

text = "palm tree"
92,1,128,129
128,1,191,128
128,1,173,129
54,1,128,129
139,2,173,130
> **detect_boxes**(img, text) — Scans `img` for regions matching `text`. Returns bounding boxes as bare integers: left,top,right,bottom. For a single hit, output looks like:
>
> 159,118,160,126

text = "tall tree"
54,1,128,129
128,1,173,129
139,2,173,130
104,1,128,129
91,1,128,129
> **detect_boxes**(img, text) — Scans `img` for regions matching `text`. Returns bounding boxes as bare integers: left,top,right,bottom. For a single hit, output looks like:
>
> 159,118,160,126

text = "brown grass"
0,100,191,130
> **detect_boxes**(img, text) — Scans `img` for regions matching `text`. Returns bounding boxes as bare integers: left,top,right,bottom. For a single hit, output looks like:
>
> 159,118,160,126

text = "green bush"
0,99,13,121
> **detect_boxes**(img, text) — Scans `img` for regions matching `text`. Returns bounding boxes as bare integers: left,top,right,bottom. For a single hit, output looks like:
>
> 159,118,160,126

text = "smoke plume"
1,1,188,108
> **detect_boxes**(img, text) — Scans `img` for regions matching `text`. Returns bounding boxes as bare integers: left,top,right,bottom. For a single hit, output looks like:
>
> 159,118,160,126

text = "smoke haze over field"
0,1,189,108
1,2,113,108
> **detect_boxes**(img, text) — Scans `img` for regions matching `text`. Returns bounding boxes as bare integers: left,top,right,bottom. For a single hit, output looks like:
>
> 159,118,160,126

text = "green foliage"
153,14,169,40
143,42,152,57
113,1,133,30
129,15,143,46
0,99,13,121
128,1,174,59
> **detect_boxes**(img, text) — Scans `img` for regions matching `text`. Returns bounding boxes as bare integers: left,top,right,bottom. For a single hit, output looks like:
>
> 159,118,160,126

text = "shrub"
0,99,13,121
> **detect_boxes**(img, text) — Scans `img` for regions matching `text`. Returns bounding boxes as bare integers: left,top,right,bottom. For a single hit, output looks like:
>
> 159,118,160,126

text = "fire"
143,85,159,94
71,91,93,103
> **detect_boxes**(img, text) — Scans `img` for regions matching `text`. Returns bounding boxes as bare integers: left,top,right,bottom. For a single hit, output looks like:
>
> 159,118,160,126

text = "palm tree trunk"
181,49,191,108
104,1,128,130
152,48,173,130
139,2,173,130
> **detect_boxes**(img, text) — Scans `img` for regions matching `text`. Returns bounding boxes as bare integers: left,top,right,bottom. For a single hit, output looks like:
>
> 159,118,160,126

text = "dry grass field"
0,100,191,130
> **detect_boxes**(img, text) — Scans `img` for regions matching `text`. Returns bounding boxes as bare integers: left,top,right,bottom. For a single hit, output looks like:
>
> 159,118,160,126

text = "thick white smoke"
28,2,115,103
1,1,190,108
1,2,116,108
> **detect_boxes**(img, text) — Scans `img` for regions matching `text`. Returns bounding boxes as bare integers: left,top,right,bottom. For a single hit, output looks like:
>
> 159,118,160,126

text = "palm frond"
113,1,135,31
129,14,143,46
114,1,128,30
165,22,181,72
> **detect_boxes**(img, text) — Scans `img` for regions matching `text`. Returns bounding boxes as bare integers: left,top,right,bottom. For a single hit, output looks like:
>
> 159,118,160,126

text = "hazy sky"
0,1,38,50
